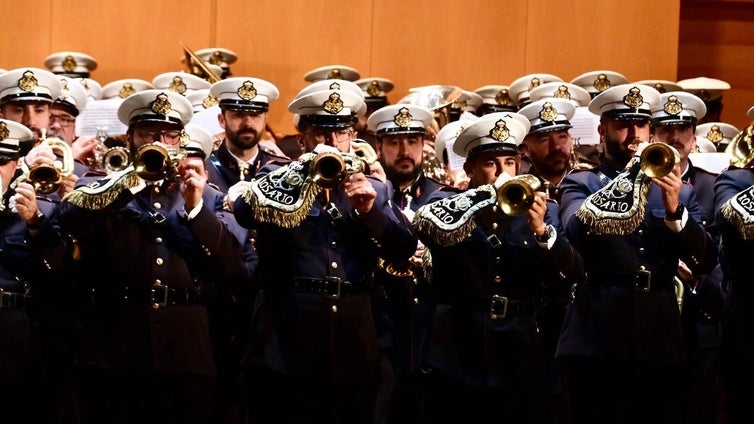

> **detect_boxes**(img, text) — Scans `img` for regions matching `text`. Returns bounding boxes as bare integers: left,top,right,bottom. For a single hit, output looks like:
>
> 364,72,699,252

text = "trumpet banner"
721,184,754,240
241,155,321,228
63,167,143,210
413,185,497,246
575,159,651,235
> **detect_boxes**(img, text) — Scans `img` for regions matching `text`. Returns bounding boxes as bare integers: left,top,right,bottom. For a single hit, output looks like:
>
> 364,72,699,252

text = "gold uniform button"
638,229,644,236
491,222,498,230
331,305,338,313
331,242,337,249
638,247,646,255
494,275,502,283
154,279,162,285
155,237,163,244
153,186,160,194
331,262,338,269
153,202,162,209
639,265,646,271
495,257,501,264
413,298,419,305
156,258,164,265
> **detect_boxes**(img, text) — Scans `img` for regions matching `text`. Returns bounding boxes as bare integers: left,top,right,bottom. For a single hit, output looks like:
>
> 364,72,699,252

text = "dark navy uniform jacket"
377,173,446,374
713,167,754,386
206,141,287,194
56,175,243,377
233,162,417,385
418,185,584,387
556,163,717,366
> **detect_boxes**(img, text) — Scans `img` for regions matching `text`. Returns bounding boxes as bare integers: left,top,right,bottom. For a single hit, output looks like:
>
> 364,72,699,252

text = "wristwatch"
666,204,685,221
535,224,556,243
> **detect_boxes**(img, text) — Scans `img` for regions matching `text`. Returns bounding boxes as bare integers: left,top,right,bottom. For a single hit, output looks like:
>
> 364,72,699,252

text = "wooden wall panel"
679,0,754,129
216,0,374,136
1,0,728,136
526,0,680,82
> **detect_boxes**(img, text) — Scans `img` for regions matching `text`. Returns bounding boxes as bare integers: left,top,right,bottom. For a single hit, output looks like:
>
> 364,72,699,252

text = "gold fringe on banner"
720,184,754,240
575,162,650,236
63,168,143,210
412,185,497,246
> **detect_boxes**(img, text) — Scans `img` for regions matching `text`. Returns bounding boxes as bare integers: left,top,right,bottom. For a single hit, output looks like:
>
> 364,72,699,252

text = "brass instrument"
351,139,378,166
89,128,131,173
725,122,754,169
497,174,542,216
309,150,368,189
397,85,463,130
674,276,684,312
640,142,680,179
180,41,221,83
18,132,75,195
133,144,185,181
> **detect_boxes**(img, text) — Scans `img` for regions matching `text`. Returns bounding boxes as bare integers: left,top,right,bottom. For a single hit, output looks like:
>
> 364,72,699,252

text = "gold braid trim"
248,180,320,228
720,186,754,239
412,185,497,246
62,169,143,210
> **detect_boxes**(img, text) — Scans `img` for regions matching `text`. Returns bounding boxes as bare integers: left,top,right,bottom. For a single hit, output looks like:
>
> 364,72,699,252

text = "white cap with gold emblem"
453,113,531,158
529,82,591,108
676,77,731,102
304,64,361,82
184,123,214,159
209,77,279,112
44,51,98,78
695,122,739,150
195,48,238,73
55,76,89,116
102,79,155,100
571,70,628,98
451,90,483,113
508,73,563,107
633,79,682,94
288,83,366,129
474,85,517,113
587,84,661,120
518,98,575,135
355,77,394,109
651,91,707,126
152,72,211,96
0,119,32,159
117,89,193,127
0,67,63,106
367,104,434,136
435,118,478,170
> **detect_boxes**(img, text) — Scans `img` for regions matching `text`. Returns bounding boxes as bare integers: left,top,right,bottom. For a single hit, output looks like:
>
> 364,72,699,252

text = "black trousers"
242,364,377,424
561,357,685,424
73,365,215,424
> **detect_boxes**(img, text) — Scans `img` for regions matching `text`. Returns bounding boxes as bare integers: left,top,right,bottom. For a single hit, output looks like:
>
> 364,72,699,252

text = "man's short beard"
228,129,260,150
385,164,421,187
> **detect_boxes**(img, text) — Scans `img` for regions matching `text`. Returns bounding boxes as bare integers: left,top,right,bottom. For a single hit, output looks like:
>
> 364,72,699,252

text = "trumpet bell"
134,144,171,181
27,136,74,195
497,174,541,216
640,143,680,179
725,123,754,169
103,146,131,173
310,151,347,189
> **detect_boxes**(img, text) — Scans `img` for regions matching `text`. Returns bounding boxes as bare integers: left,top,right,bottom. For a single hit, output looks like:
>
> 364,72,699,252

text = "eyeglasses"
50,114,76,127
304,128,354,144
135,129,183,146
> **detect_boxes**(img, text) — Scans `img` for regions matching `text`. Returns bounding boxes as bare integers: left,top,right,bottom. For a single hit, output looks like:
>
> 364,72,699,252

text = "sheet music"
570,107,600,145
76,98,128,136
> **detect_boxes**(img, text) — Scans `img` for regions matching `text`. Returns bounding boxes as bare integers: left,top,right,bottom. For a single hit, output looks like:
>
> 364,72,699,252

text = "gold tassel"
413,212,478,246
721,199,754,240
63,171,143,210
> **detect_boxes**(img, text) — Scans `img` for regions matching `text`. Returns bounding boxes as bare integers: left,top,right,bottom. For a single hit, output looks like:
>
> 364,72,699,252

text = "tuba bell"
725,122,754,169
497,174,542,216
640,142,680,179
23,133,75,195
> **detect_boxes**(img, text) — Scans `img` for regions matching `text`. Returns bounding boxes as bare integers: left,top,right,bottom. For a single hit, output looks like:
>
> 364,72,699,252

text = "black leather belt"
293,276,368,299
587,269,672,292
437,295,535,320
0,289,29,311
89,285,204,308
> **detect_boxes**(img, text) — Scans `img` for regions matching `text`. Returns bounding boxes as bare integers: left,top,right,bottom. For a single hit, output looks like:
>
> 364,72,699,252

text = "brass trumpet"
725,122,754,169
310,150,369,189
133,144,185,181
497,174,542,216
351,139,378,166
89,129,131,173
640,142,680,179
19,134,75,195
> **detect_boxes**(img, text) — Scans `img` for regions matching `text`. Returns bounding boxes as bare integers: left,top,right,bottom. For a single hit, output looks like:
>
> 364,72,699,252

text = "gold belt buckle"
489,295,508,320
